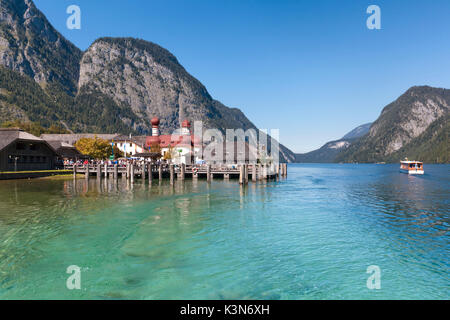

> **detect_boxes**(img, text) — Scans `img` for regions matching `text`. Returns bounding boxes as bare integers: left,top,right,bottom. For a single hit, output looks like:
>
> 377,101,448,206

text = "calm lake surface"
0,164,448,300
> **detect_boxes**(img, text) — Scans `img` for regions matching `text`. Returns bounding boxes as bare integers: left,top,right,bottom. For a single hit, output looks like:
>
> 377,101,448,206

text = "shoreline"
0,170,73,181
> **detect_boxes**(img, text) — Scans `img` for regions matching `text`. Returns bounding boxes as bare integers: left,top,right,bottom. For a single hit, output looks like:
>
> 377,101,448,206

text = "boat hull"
400,169,424,175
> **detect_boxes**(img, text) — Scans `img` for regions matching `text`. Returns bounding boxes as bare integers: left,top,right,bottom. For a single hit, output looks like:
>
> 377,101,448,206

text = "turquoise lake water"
0,164,448,299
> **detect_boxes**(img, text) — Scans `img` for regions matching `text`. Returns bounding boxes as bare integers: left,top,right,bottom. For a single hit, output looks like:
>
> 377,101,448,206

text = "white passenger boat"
400,159,424,175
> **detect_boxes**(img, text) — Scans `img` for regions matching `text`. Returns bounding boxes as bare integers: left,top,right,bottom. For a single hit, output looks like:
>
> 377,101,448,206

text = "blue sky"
34,0,450,153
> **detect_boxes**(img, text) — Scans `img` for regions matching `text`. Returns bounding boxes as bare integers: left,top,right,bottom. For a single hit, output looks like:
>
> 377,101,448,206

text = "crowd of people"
63,158,166,168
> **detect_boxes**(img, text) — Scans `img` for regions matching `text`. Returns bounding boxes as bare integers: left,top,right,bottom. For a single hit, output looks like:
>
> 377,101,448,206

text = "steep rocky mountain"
386,115,448,163
336,86,449,163
0,0,81,94
79,38,259,134
295,123,371,163
0,0,295,162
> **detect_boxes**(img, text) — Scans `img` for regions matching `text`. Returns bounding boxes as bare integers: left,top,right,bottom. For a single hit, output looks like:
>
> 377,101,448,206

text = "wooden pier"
66,163,288,184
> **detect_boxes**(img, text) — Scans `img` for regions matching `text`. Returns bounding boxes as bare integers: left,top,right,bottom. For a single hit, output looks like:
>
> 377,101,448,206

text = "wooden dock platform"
66,163,288,184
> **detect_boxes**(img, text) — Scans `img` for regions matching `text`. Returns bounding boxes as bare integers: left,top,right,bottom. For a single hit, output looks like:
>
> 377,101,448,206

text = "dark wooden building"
46,141,84,160
0,128,57,172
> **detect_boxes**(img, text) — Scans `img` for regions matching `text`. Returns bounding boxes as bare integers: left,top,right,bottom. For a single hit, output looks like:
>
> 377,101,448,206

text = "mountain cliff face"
336,86,449,163
0,0,296,162
0,0,81,94
78,38,253,134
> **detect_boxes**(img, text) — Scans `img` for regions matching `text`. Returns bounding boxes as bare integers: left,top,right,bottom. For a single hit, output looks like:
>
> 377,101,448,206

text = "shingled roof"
45,141,84,158
114,135,147,146
40,133,121,145
0,128,49,152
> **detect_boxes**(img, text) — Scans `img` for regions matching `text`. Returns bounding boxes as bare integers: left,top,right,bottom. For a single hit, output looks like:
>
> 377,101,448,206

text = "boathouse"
0,128,57,172
46,141,84,161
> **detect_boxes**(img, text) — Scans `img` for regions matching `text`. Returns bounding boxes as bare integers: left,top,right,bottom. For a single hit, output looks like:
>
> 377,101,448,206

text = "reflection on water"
0,164,448,299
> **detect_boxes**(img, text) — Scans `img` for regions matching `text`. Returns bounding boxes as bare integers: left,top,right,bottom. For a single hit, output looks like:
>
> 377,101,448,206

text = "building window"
16,143,25,150
29,144,38,151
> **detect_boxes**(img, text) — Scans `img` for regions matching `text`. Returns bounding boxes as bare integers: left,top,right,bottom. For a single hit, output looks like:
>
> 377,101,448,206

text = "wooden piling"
130,164,135,183
169,164,174,185
276,164,280,177
258,164,262,180
73,164,77,179
252,164,257,182
122,164,126,179
85,164,89,179
280,163,287,177
284,163,288,176
148,164,152,182
142,162,146,182
181,163,185,181
206,164,211,182
244,164,249,184
239,165,244,184
97,164,101,179
263,164,268,180
207,165,211,182
104,163,108,178
159,164,163,181
114,164,118,180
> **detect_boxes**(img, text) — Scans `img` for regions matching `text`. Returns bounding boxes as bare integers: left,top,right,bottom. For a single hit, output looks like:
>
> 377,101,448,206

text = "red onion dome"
151,117,160,126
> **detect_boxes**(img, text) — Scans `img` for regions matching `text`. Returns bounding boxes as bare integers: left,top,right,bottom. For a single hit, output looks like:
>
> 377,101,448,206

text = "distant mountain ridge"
296,86,449,164
336,86,449,163
342,123,372,140
295,122,371,163
0,0,295,162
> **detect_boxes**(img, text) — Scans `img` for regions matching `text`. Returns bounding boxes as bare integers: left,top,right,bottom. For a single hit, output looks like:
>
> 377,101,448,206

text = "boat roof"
400,160,423,163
